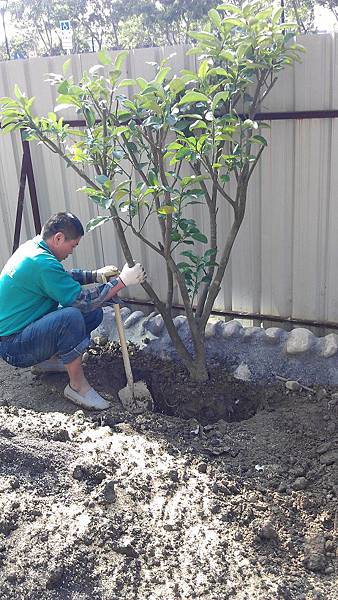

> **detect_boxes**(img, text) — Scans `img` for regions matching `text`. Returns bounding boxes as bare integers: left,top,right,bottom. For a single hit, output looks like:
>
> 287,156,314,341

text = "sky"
314,5,337,31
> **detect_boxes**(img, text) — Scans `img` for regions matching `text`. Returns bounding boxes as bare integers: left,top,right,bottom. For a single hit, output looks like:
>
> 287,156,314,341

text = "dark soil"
85,341,260,423
0,339,337,599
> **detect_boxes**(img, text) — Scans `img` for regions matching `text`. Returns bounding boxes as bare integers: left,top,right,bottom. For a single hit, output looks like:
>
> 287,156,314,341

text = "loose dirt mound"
0,346,337,600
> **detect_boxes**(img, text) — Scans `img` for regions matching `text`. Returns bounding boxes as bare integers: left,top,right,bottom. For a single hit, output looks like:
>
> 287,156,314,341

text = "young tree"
0,2,303,381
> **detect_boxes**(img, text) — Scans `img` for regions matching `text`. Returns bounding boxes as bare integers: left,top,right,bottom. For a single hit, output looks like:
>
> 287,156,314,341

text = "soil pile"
0,344,337,600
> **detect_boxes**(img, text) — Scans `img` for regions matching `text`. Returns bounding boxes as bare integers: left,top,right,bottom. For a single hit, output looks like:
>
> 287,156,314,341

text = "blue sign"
60,20,71,31
14,51,25,60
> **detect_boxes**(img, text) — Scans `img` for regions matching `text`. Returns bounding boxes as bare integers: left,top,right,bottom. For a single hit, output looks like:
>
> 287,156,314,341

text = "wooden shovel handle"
101,274,134,395
114,302,134,394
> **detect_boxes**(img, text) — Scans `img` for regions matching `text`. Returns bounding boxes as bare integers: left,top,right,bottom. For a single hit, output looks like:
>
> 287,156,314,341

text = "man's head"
41,212,84,261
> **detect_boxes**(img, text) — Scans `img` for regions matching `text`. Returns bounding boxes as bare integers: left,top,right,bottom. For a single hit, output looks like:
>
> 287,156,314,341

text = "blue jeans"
0,307,103,368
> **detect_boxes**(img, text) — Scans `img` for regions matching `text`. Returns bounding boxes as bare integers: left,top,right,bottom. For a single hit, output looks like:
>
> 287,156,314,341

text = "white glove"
119,263,146,286
96,264,120,283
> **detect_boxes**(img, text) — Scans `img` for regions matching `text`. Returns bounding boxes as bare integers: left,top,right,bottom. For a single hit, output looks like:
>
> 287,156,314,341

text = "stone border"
94,308,338,385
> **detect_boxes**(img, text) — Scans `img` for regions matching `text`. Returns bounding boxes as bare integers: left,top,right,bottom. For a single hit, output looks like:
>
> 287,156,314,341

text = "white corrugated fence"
0,35,338,322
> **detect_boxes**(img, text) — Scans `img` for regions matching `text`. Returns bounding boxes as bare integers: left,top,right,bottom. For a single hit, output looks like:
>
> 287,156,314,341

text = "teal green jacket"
0,236,81,335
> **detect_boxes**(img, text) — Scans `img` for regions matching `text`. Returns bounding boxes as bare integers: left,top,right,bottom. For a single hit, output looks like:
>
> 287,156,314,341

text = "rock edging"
94,308,338,385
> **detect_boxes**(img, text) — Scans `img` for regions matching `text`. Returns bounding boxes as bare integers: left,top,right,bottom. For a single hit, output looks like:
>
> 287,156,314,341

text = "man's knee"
83,308,103,333
60,307,85,331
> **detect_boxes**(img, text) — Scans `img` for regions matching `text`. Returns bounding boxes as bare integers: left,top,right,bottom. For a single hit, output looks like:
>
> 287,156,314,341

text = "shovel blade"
118,380,154,414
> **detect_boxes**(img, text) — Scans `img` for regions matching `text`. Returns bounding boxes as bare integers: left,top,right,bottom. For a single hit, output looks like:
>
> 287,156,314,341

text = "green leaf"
57,80,69,94
189,120,207,131
178,91,209,106
157,205,176,215
212,91,229,113
86,216,112,232
96,174,110,186
181,251,199,264
191,232,208,243
77,186,98,195
98,50,112,65
89,64,105,76
14,84,23,101
204,248,217,257
198,59,210,79
181,175,209,188
208,67,229,77
188,31,220,46
112,149,124,160
114,188,129,201
220,174,230,183
103,196,113,209
54,103,75,112
114,50,128,71
272,7,284,23
155,66,171,84
62,59,71,76
83,107,96,128
136,77,148,91
208,8,222,29
175,147,192,160
222,17,243,27
118,78,136,87
250,134,267,146
217,4,241,14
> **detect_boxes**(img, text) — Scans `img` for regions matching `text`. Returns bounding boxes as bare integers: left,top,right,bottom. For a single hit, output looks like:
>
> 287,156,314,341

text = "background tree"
8,0,67,56
317,0,338,20
131,0,219,45
3,0,222,57
284,0,316,32
0,2,303,381
1,0,322,59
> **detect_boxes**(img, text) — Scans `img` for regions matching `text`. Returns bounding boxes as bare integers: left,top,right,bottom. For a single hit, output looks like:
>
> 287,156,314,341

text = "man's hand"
96,265,120,283
119,263,147,286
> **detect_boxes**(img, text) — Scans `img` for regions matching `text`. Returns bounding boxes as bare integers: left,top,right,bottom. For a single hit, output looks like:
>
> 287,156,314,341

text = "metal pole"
24,140,41,234
13,148,28,252
281,0,285,24
0,7,10,60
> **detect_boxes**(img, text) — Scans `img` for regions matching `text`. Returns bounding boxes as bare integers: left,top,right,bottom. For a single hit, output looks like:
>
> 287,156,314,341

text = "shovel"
102,275,154,413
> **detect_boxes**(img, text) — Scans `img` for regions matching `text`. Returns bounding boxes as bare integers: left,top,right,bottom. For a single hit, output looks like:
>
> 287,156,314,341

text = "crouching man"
0,212,146,410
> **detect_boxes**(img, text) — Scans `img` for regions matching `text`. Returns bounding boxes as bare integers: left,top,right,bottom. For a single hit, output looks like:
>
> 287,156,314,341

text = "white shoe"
64,384,111,410
31,358,67,374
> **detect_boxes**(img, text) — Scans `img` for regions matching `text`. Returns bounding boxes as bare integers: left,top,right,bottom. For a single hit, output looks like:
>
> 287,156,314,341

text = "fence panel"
0,35,338,321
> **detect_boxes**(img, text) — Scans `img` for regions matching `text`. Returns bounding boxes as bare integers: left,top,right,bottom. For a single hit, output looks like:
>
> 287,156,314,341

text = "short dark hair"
41,212,84,241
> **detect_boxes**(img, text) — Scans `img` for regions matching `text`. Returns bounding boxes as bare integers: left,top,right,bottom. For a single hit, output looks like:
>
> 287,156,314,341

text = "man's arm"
68,265,120,285
67,269,96,285
71,278,125,313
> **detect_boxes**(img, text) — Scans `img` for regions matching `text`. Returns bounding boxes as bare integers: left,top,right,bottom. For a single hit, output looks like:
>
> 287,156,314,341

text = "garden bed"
0,345,337,599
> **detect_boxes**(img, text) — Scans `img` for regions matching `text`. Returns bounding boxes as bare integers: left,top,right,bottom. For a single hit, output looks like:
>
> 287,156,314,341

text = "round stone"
144,314,165,337
319,333,338,358
222,320,243,338
124,310,144,329
243,326,266,341
173,315,188,329
205,322,220,338
286,328,315,354
265,327,286,344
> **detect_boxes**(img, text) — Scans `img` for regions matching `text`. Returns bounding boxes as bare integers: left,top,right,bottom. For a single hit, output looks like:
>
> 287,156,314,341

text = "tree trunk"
186,336,208,382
